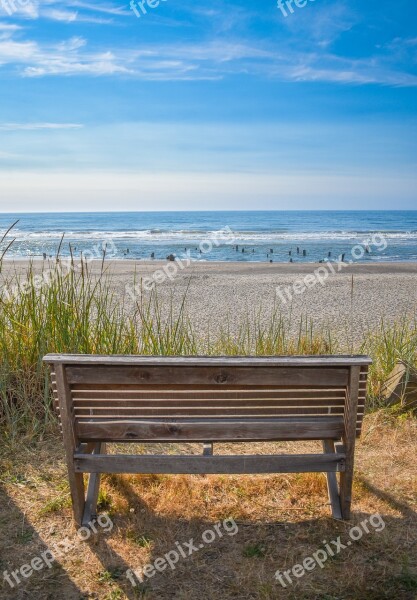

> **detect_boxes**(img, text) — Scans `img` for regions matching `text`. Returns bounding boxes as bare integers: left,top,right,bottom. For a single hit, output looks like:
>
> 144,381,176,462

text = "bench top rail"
44,354,372,367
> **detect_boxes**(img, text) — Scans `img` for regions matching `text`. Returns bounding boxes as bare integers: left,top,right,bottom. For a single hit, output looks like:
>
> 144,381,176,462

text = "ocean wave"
3,229,417,243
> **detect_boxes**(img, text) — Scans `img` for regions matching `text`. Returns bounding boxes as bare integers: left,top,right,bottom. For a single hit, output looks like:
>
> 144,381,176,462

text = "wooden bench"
43,354,371,526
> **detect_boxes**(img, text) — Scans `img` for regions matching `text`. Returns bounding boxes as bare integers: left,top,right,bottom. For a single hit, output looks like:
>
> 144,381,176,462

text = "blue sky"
0,0,416,211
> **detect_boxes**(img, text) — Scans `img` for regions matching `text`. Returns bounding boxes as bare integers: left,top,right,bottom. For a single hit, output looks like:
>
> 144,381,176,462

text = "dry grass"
1,411,416,600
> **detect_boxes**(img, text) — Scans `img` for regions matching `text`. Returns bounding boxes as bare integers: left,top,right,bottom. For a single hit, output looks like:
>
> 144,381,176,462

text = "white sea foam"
4,229,417,242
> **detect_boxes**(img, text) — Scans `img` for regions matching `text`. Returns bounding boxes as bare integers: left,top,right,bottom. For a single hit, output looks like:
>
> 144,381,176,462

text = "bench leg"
339,462,354,520
339,366,361,520
322,440,342,520
82,443,106,526
68,471,86,529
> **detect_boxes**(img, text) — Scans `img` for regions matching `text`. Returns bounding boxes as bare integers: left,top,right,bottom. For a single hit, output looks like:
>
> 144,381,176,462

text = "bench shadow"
2,465,415,600
0,485,84,600
357,475,417,519
86,474,417,600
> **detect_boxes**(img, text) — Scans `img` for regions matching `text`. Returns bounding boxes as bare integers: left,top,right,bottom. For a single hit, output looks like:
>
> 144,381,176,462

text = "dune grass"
0,247,416,438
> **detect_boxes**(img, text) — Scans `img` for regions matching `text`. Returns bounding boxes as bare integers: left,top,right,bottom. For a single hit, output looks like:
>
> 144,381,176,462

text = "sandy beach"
3,259,417,345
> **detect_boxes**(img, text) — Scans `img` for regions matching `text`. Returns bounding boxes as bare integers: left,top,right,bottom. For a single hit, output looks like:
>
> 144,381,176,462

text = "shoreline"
2,258,417,274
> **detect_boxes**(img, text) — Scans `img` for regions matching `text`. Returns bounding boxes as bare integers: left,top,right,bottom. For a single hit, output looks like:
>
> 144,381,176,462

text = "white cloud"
39,5,114,24
0,23,23,31
42,8,78,22
0,34,132,75
275,54,417,87
0,122,83,130
0,38,37,62
65,1,129,16
280,2,358,48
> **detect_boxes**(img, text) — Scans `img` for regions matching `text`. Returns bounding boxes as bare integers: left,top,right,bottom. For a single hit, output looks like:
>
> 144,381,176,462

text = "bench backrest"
44,355,371,444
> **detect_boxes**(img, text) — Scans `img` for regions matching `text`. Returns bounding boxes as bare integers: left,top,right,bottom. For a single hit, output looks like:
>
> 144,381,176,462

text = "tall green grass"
0,254,198,435
361,316,417,409
0,246,416,437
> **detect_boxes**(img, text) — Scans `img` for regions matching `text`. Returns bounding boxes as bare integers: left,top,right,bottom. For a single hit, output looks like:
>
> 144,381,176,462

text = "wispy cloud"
0,0,125,23
65,1,129,16
0,122,83,130
271,51,417,87
0,23,23,31
0,1,416,87
40,5,115,24
280,2,358,48
0,34,132,76
42,8,78,23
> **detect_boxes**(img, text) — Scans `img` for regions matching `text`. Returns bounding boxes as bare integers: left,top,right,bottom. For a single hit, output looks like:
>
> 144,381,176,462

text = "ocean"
1,211,417,263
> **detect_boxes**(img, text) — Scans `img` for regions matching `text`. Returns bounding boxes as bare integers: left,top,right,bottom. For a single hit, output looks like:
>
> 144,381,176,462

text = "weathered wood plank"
75,416,345,442
381,361,417,410
82,443,105,526
72,398,347,407
66,366,350,387
203,442,213,456
43,354,373,367
74,452,346,475
71,382,346,400
322,440,342,520
340,366,361,519
54,364,85,528
73,408,347,418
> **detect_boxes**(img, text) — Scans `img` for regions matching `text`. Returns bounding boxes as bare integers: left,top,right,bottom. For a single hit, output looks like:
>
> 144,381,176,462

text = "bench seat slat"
72,398,347,407
74,453,346,474
66,366,349,387
73,407,348,417
70,387,347,397
75,416,345,442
